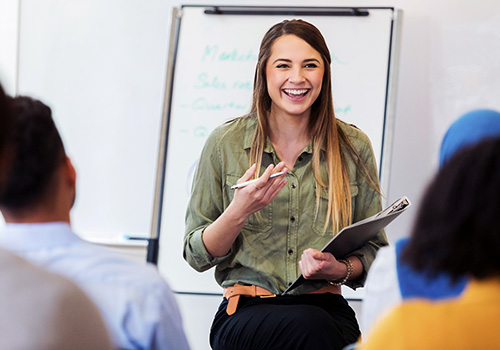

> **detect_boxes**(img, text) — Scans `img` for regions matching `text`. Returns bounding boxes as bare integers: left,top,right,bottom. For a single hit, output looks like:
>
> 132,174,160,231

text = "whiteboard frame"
150,7,181,242
379,9,403,205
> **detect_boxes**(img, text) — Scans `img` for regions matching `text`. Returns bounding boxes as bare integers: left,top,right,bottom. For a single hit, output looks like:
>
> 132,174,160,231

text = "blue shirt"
395,238,466,299
0,222,190,350
362,238,467,335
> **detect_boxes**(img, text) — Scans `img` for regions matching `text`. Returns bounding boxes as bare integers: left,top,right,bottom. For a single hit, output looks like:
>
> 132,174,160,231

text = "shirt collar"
243,115,257,151
0,222,79,252
242,115,315,155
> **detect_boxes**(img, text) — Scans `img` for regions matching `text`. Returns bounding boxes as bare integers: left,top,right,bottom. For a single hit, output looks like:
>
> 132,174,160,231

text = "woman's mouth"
283,89,310,98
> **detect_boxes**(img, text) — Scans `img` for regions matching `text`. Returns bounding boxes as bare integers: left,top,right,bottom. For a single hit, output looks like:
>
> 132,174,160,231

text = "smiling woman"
184,19,387,350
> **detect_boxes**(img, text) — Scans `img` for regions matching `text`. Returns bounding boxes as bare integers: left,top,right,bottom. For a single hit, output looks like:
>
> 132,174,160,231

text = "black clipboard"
283,196,411,295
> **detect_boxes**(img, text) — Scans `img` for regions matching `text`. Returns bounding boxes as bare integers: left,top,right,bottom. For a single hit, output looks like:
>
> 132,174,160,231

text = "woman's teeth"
283,89,309,97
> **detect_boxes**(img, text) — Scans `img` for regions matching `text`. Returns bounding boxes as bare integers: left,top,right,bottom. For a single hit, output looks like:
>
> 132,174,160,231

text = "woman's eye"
276,64,289,69
304,63,318,68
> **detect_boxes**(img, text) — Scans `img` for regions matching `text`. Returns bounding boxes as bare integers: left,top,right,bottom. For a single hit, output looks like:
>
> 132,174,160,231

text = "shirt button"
291,183,297,189
290,216,295,222
288,249,293,255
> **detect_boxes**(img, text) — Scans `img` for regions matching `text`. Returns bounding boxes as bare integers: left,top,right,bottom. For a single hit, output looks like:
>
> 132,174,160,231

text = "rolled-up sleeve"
183,127,232,272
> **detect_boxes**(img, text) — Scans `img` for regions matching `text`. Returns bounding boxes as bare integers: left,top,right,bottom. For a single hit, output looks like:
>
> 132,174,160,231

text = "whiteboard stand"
379,9,403,207
148,7,181,264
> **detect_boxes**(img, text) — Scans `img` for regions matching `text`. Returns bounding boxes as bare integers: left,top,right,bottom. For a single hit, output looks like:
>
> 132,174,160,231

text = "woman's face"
265,34,324,120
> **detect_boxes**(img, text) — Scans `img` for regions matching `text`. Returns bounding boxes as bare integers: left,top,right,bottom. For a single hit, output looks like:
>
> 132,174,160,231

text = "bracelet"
328,259,353,286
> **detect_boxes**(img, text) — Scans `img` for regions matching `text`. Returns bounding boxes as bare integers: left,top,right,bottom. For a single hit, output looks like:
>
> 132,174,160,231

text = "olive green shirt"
184,115,388,295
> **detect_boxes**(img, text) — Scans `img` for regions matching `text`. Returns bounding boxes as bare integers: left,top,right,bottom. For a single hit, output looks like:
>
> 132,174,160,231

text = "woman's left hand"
299,248,347,280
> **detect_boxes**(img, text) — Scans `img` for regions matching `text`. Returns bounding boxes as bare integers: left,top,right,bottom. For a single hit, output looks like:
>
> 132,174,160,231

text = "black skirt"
210,293,360,350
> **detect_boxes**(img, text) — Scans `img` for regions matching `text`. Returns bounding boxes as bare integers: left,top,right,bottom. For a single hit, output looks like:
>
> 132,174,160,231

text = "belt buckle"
260,294,276,298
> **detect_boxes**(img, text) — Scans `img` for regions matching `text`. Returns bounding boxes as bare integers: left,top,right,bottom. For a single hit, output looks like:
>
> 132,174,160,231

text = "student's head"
0,96,73,216
403,137,500,281
439,109,500,167
251,19,333,131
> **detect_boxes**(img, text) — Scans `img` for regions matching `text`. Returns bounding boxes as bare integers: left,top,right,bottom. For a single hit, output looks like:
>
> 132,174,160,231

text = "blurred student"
0,83,112,349
0,95,190,350
361,109,500,335
359,137,500,349
0,248,114,350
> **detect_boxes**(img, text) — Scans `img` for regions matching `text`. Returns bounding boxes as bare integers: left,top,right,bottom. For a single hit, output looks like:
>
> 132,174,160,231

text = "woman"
359,137,500,349
184,19,387,350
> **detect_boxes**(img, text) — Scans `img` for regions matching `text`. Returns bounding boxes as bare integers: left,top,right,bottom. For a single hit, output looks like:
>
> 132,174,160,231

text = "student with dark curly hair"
360,137,500,349
362,109,500,335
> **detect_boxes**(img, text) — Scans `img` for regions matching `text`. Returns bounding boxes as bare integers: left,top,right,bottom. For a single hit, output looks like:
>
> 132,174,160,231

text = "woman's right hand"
202,162,287,258
229,162,288,219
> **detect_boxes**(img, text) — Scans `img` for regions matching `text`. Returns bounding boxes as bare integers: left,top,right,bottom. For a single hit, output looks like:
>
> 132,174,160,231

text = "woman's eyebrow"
304,58,321,64
272,58,291,64
272,58,321,64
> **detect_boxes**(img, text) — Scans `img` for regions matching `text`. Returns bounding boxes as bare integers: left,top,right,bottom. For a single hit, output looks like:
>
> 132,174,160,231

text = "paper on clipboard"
283,196,411,295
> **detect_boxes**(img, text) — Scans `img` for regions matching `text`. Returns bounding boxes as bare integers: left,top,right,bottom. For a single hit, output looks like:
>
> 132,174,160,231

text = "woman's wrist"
328,258,353,286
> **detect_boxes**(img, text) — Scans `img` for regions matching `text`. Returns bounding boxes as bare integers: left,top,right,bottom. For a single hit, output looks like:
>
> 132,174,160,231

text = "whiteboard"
157,6,400,296
16,1,170,241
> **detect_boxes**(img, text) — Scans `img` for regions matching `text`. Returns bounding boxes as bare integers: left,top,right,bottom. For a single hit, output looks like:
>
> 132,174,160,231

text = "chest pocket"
225,174,273,233
312,182,359,236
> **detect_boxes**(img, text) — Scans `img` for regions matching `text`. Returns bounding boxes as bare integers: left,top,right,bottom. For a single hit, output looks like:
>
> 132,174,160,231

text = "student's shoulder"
78,242,168,287
0,249,113,348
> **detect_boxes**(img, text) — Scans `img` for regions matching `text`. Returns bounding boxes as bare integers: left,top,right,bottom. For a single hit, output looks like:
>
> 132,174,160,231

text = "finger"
302,248,319,259
270,167,288,187
237,163,256,184
273,162,287,173
301,250,315,268
309,248,325,260
260,163,275,181
255,163,287,192
298,258,311,278
252,164,276,191
264,178,287,201
301,254,322,278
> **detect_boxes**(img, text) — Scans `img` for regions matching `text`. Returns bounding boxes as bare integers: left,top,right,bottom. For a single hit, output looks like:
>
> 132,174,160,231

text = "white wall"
0,0,19,95
2,1,500,349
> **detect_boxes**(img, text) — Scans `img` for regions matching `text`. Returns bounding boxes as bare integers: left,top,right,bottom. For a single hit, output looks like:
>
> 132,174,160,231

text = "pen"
231,172,285,189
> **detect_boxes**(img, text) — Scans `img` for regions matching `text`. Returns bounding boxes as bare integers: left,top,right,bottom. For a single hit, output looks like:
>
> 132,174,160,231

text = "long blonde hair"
248,19,378,234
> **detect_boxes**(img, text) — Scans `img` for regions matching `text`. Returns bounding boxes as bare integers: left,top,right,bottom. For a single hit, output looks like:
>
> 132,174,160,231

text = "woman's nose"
288,67,305,83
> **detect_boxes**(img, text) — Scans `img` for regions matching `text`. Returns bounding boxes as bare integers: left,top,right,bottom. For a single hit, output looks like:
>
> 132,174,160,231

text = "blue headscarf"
439,109,500,167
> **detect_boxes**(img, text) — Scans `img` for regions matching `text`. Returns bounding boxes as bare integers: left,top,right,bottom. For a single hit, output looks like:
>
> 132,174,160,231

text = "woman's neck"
268,110,312,170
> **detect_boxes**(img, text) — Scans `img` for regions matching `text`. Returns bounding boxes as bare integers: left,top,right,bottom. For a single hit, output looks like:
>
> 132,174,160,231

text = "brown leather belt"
223,283,341,315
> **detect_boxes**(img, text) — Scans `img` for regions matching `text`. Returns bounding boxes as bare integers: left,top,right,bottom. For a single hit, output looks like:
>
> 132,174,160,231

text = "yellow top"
359,278,500,350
